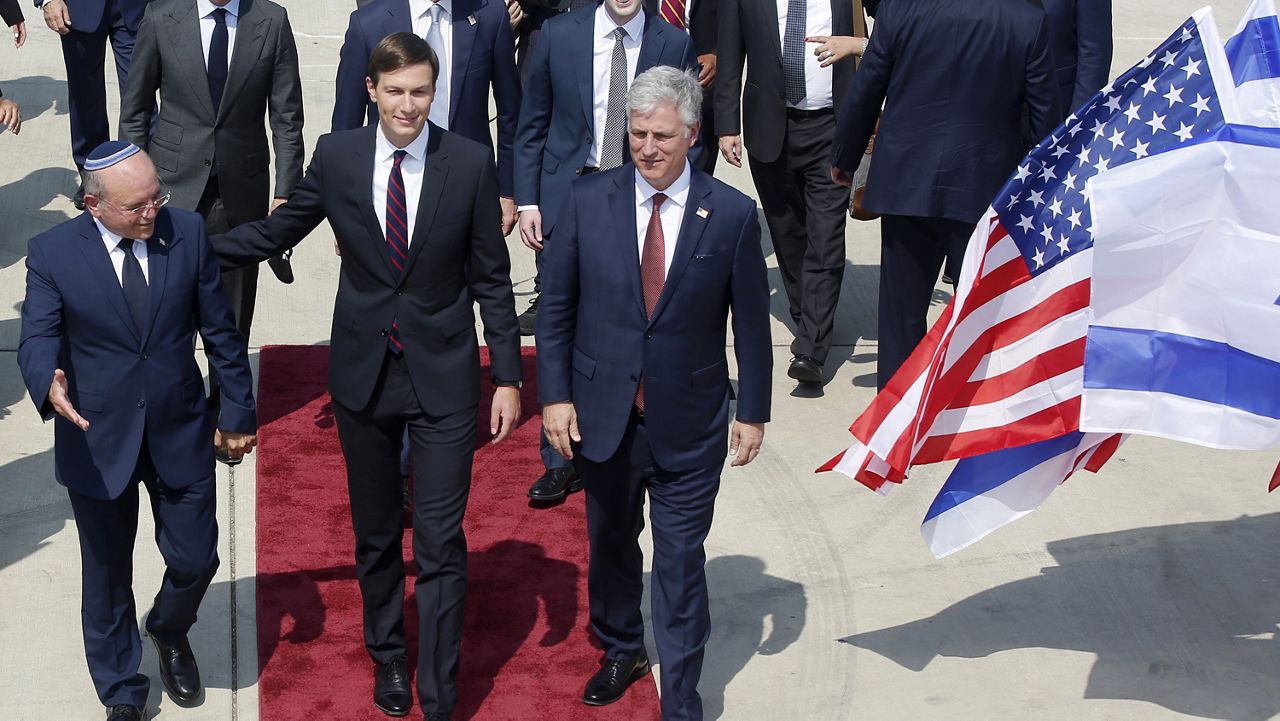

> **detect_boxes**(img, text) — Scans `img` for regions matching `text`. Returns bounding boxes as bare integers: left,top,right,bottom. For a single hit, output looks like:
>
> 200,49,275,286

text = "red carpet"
254,345,661,720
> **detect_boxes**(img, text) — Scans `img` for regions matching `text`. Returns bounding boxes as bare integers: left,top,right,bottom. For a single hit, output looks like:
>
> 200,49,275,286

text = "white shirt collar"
635,159,692,208
197,0,240,20
93,217,129,251
596,4,646,41
375,122,431,164
411,0,453,17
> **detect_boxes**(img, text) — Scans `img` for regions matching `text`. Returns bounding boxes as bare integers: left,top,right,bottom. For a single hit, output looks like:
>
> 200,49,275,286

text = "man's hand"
697,53,717,88
490,386,522,444
519,208,544,251
506,0,525,29
728,421,764,467
830,165,852,187
48,369,88,430
215,429,257,461
542,401,580,460
42,0,72,35
500,197,517,237
719,135,743,168
11,21,26,48
0,98,20,135
270,197,287,214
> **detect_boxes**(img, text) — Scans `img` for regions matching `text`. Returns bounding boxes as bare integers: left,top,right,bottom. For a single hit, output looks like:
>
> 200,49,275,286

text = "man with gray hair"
537,65,772,719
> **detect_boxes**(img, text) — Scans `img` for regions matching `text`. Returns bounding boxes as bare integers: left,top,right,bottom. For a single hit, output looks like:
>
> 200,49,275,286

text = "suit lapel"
140,218,172,348
449,0,479,128
609,166,646,319
352,126,400,282
218,0,269,123
400,125,448,278
575,10,596,133
76,215,143,344
647,169,711,328
764,0,782,65
170,2,218,123
636,14,668,74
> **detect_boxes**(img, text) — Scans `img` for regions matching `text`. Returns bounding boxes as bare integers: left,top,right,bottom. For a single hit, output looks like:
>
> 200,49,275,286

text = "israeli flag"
1226,0,1280,126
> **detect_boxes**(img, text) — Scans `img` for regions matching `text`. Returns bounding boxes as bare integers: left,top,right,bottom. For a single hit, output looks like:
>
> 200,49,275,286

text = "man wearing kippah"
17,141,257,721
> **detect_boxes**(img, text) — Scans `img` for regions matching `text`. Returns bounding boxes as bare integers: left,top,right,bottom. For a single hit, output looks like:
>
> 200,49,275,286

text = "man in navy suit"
37,0,155,209
1043,0,1112,115
18,141,256,721
538,67,771,719
514,0,696,503
831,0,1060,389
332,0,522,235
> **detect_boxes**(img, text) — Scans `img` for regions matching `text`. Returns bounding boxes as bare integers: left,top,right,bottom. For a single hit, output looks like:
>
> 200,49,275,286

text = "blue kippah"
84,141,142,171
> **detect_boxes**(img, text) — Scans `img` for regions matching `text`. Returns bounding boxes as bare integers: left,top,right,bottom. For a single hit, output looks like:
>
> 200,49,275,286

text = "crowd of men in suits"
5,0,1113,719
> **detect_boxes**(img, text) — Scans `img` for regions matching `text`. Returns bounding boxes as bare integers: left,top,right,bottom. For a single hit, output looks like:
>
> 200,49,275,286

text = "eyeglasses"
98,190,173,217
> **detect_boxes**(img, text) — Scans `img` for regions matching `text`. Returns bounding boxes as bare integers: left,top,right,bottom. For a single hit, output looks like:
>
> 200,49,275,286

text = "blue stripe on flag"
1084,326,1280,420
1226,15,1280,85
922,433,1085,522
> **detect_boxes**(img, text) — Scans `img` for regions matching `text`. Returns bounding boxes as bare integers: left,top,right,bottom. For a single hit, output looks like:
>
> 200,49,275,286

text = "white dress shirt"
776,0,833,109
198,0,240,71
372,124,431,246
589,6,646,168
411,0,453,130
94,218,151,286
634,160,692,279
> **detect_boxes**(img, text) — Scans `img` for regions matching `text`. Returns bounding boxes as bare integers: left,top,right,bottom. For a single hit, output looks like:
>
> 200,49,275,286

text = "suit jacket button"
395,289,403,296
629,374,638,382
137,399,145,408
139,352,147,360
381,329,389,337
204,159,211,166
646,333,653,339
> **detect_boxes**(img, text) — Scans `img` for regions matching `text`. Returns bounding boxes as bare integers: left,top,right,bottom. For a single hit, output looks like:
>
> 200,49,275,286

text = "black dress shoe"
267,250,295,284
149,633,201,704
583,651,649,706
423,714,452,721
108,705,146,721
73,184,87,210
527,466,581,501
787,355,823,384
374,657,413,717
517,295,539,336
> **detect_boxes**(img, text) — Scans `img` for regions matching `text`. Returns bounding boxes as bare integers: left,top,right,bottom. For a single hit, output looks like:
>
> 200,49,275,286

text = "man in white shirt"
512,0,697,504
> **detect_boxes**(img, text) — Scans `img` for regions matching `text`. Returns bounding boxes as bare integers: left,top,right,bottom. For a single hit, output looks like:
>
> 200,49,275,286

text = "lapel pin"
468,14,477,24
158,238,166,246
696,207,710,219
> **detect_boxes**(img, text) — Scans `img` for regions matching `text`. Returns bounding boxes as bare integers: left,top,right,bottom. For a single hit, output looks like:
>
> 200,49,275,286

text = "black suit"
716,0,856,368
832,0,1061,388
213,123,521,714
1,0,22,26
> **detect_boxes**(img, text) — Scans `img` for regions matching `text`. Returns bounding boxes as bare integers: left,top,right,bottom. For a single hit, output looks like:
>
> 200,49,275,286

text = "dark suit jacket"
213,123,522,414
33,0,152,32
537,164,772,471
715,0,856,163
119,0,304,226
832,0,1062,224
641,0,715,55
1044,0,1112,114
18,209,256,501
1,0,22,27
331,0,521,198
513,7,697,235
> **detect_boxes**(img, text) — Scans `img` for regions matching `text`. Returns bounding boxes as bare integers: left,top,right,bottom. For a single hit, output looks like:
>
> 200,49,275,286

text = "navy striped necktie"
386,149,408,355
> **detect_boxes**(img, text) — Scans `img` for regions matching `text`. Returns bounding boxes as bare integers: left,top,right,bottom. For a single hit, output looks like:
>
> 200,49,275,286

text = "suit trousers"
331,352,477,714
60,0,137,168
877,214,974,390
575,412,722,721
747,109,848,365
694,83,717,176
67,437,219,708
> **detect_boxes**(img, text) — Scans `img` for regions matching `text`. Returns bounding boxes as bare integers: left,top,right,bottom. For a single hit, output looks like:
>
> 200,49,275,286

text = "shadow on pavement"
842,513,1280,721
0,166,79,271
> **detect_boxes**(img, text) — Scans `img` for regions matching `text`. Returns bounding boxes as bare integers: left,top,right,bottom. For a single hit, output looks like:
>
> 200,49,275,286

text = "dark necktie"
385,150,409,355
782,0,807,105
635,193,667,412
208,8,229,112
659,0,686,30
599,28,628,170
117,238,149,335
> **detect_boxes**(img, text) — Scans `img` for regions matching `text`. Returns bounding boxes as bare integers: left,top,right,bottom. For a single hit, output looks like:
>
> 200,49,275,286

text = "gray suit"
119,0,304,340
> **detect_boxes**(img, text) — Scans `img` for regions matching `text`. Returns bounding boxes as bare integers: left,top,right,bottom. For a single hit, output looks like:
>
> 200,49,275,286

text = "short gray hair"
82,169,108,199
627,66,702,134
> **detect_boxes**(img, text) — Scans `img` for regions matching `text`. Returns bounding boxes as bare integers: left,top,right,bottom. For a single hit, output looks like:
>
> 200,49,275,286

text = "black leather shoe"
267,250,295,284
787,355,823,384
149,633,201,704
583,651,649,706
517,295,539,336
527,466,581,501
423,714,452,721
73,184,86,210
107,705,146,721
374,657,412,717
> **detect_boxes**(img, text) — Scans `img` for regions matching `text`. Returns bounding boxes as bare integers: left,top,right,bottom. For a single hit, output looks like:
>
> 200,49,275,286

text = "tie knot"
392,149,407,166
428,3,443,19
117,238,134,252
614,27,627,42
652,193,667,211
212,7,227,24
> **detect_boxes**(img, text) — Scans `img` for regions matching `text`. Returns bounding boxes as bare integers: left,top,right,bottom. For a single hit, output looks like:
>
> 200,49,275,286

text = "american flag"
822,14,1228,493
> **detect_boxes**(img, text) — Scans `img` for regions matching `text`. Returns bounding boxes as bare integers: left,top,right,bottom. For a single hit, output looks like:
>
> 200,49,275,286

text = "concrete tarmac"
2,1,1277,719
